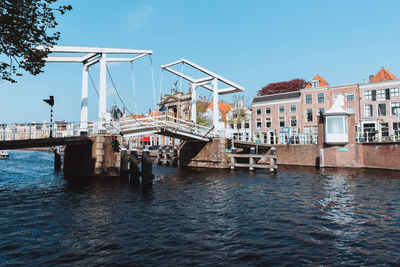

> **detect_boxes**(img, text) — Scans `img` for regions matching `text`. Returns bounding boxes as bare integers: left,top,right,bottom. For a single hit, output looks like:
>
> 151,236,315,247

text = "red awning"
140,137,150,142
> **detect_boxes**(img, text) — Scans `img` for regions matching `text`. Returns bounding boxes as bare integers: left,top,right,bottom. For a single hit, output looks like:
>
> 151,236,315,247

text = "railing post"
29,123,32,139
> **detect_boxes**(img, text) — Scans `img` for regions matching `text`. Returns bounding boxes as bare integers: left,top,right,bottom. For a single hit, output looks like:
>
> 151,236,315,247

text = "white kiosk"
324,95,349,144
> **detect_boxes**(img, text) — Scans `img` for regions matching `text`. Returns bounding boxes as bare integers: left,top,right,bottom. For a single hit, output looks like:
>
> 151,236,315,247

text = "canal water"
0,150,399,266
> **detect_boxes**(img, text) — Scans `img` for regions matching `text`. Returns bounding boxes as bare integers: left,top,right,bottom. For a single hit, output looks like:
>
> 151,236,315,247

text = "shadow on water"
0,151,399,266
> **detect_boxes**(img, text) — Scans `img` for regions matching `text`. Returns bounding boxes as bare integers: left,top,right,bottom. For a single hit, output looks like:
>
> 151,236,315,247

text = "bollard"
54,147,62,172
141,149,153,188
120,149,129,180
129,150,140,185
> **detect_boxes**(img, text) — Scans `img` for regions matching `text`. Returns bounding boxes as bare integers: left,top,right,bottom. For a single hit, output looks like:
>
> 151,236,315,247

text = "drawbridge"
120,115,213,142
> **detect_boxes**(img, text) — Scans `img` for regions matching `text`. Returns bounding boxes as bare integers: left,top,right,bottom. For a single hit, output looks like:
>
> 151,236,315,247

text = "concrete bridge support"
63,134,121,177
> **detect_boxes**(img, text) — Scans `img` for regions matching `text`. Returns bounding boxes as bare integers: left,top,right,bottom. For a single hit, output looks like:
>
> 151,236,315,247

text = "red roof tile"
369,67,397,83
305,75,329,88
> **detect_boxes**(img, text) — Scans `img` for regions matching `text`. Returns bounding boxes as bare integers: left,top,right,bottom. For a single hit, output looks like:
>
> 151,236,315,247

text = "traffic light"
112,136,120,152
43,95,54,107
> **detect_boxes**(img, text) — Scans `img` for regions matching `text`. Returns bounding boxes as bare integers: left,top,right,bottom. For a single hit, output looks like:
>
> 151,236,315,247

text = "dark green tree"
0,0,72,83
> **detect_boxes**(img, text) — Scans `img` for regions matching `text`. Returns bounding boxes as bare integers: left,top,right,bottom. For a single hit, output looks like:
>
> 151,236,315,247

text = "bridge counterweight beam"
99,53,107,119
80,64,89,135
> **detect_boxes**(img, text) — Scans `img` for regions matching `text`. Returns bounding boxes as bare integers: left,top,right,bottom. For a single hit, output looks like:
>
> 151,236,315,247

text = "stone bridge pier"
63,134,121,177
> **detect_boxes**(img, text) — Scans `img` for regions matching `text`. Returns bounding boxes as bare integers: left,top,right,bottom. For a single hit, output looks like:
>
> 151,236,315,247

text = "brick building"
359,68,400,141
252,67,400,144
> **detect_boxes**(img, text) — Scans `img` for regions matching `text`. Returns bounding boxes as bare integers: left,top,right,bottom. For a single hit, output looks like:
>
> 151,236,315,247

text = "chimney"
369,74,374,82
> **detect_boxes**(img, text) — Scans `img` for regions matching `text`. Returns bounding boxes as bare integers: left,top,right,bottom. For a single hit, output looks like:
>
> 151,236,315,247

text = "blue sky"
2,0,400,123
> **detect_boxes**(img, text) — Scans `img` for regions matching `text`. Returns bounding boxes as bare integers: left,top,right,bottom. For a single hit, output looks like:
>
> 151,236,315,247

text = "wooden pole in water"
141,149,153,188
54,147,61,172
129,150,140,185
249,147,255,171
230,147,237,170
120,149,129,180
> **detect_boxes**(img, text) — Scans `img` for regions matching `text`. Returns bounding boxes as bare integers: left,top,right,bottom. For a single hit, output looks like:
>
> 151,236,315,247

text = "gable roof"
252,91,301,104
204,101,232,121
369,67,397,83
305,75,329,88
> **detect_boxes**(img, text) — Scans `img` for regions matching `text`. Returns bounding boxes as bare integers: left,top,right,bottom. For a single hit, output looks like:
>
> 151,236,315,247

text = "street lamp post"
43,96,54,138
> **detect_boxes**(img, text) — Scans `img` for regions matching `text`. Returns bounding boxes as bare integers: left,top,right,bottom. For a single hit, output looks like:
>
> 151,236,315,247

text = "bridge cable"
159,68,164,102
106,65,143,126
87,69,99,97
130,62,138,115
149,55,157,112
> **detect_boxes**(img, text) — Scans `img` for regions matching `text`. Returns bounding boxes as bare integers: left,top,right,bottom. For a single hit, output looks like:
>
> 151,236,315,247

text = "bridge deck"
120,115,212,142
0,136,91,150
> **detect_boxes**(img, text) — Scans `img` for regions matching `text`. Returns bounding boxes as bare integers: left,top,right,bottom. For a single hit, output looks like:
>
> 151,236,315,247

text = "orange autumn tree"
257,79,308,96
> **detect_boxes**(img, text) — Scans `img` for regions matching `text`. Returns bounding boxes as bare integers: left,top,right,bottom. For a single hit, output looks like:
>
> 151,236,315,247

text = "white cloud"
127,5,153,31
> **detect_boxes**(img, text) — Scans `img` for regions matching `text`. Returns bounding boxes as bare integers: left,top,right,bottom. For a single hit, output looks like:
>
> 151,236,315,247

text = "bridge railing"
120,115,213,138
0,122,91,141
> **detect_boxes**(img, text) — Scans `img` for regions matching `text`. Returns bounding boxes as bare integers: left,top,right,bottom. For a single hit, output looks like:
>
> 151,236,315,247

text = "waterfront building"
359,68,400,141
300,75,360,142
225,100,252,141
251,91,301,144
251,67,400,144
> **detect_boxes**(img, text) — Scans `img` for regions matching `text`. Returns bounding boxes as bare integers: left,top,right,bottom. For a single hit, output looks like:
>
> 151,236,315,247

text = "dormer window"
311,80,320,88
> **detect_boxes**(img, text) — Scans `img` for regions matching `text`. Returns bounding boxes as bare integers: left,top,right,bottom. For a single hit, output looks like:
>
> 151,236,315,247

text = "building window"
244,122,250,129
393,122,400,135
265,107,271,114
304,126,311,134
230,124,234,129
392,102,400,116
317,108,325,116
256,119,261,130
364,104,373,117
364,90,372,100
256,109,261,115
317,93,325,103
290,116,297,127
380,123,389,137
346,106,355,114
279,106,285,114
378,103,386,116
312,126,318,135
306,109,313,122
305,94,312,104
311,80,319,88
290,105,296,113
262,132,268,143
346,92,355,102
265,118,271,128
377,89,386,100
390,88,399,98
279,117,285,127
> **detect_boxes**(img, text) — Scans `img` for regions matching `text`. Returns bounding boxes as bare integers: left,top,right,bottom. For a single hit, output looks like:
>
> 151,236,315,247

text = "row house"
359,68,400,141
252,91,301,144
300,75,360,141
252,67,400,144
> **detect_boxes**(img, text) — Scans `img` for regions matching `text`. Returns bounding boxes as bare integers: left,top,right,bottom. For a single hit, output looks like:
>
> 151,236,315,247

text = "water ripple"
0,151,399,265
